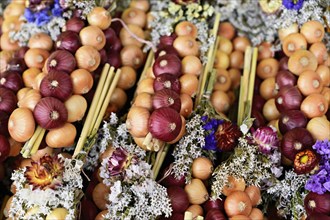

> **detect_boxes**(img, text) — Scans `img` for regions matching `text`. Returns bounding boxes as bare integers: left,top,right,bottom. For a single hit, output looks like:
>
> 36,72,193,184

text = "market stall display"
0,0,329,219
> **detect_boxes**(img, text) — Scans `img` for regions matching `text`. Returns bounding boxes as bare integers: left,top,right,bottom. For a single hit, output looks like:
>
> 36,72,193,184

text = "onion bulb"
224,191,252,217
304,192,330,216
64,95,87,122
181,55,202,76
179,74,199,97
184,178,209,205
300,20,325,44
46,122,77,148
28,33,53,51
8,107,35,142
120,45,145,69
263,98,280,121
288,50,318,75
117,66,137,90
92,182,110,210
0,135,10,162
282,33,307,57
87,7,111,30
75,45,101,72
122,7,147,28
70,69,93,95
191,157,213,180
211,90,230,113
297,70,322,96
126,106,150,137
0,87,17,113
256,58,279,79
306,116,330,141
167,186,190,213
24,48,49,69
173,35,199,57
233,36,251,53
222,175,246,196
218,22,235,40
301,93,328,118
244,186,261,207
80,25,106,50
175,21,198,38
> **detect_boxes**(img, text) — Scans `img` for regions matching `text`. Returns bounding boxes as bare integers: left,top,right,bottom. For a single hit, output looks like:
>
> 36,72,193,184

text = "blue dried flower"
305,140,330,194
203,118,224,151
282,0,304,10
35,10,51,26
24,8,36,23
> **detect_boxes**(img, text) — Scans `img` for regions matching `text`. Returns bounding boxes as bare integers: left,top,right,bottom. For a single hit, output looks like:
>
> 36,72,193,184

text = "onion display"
46,50,77,74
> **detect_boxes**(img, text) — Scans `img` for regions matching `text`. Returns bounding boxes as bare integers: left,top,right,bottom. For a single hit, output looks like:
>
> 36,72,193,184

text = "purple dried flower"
282,0,305,10
108,148,129,176
252,126,279,154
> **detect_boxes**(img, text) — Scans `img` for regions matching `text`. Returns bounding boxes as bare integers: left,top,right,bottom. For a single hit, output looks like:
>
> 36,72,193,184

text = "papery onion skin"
0,70,23,92
153,54,182,77
155,45,179,59
7,57,27,72
153,73,181,94
167,186,190,213
103,28,122,52
40,70,73,101
205,208,227,220
275,86,303,112
148,107,182,142
33,97,68,129
46,50,77,74
55,31,81,53
152,89,181,112
159,33,177,46
64,17,85,33
8,107,35,142
224,191,252,217
275,70,297,89
203,199,225,213
0,87,17,113
304,192,330,216
278,110,308,134
281,127,314,161
159,164,185,188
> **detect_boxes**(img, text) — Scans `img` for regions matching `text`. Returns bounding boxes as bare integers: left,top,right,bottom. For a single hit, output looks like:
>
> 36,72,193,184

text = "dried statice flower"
62,0,97,19
265,169,308,219
172,114,216,183
211,135,280,200
305,140,330,194
9,155,83,220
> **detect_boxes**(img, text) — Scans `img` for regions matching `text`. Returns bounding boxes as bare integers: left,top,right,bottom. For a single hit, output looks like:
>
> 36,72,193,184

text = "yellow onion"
191,157,213,180
46,123,77,148
184,178,209,205
8,107,35,142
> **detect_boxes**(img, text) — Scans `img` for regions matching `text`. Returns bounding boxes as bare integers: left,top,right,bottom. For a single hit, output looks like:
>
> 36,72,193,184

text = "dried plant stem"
246,48,258,119
195,13,221,108
237,46,252,125
21,126,45,158
74,64,110,157
152,144,169,180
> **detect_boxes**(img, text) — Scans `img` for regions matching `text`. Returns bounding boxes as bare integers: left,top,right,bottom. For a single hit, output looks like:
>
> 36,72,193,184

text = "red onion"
304,192,330,216
99,49,108,65
7,58,27,72
306,213,330,220
153,54,182,77
80,197,98,220
254,76,262,94
14,46,29,59
155,45,179,59
275,70,297,89
0,88,17,113
0,111,9,137
159,33,177,46
279,56,289,70
149,107,182,142
152,89,181,112
278,110,308,134
159,164,185,187
275,86,303,112
106,52,122,69
161,213,184,220
252,109,266,129
280,127,314,161
153,74,181,94
46,50,77,74
33,97,68,129
0,134,10,162
64,17,85,33
40,70,73,101
55,31,81,53
203,199,225,213
252,94,266,112
205,208,227,220
167,186,190,213
0,70,23,92
104,28,122,52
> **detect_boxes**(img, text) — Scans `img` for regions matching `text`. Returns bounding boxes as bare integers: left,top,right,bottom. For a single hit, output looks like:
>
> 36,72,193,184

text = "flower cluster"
265,170,308,219
211,130,282,200
59,0,97,19
305,140,330,194
149,0,215,63
91,113,172,219
25,0,63,26
9,155,83,220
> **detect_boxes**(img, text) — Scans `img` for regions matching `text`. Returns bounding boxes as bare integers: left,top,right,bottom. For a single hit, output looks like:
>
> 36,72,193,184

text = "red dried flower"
215,121,242,152
294,149,320,175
